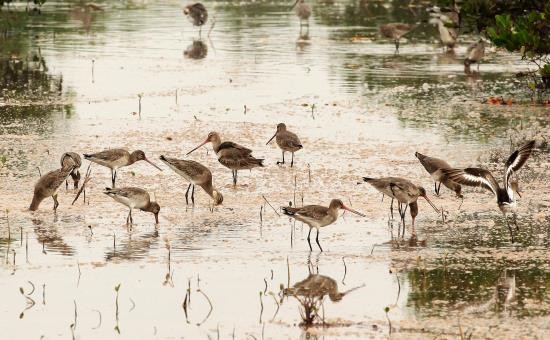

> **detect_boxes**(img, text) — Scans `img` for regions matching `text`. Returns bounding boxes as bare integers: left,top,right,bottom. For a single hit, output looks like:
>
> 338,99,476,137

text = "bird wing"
87,149,127,162
218,141,252,155
415,152,451,174
104,187,146,199
504,140,535,188
279,131,303,149
163,158,208,178
283,205,328,220
442,168,499,196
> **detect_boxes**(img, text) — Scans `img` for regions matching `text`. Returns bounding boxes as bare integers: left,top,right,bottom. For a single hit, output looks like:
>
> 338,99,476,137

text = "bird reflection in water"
184,40,208,60
465,270,516,314
283,258,364,326
32,218,75,256
105,230,159,261
296,31,311,52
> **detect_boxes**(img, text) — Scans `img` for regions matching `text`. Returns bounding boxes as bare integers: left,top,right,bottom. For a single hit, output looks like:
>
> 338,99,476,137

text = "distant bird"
415,152,462,198
464,39,485,72
435,19,458,50
187,132,264,187
442,140,535,242
83,149,162,188
282,199,365,251
30,159,76,211
362,177,439,237
379,23,415,53
159,155,223,206
104,187,160,225
60,152,82,190
183,3,208,36
266,123,303,167
291,0,311,33
284,273,364,302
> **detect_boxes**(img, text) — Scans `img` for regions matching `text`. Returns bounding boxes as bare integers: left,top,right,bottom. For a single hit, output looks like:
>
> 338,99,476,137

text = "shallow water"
0,0,549,338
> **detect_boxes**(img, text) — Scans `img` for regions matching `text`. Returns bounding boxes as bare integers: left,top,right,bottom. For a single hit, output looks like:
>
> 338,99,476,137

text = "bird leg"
390,197,394,220
126,209,131,225
291,152,294,167
191,184,195,205
513,213,519,231
315,229,323,252
234,170,238,187
401,204,408,238
437,182,442,195
504,215,515,243
395,39,400,54
52,194,59,211
111,169,115,188
185,183,191,205
65,179,69,190
277,151,285,166
307,227,313,251
129,209,133,225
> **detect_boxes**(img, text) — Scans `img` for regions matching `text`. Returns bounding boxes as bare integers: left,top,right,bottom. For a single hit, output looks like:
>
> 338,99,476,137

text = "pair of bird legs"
185,183,196,205
277,151,295,167
299,21,309,36
504,213,519,243
393,40,401,54
307,227,322,252
126,209,134,225
386,197,413,239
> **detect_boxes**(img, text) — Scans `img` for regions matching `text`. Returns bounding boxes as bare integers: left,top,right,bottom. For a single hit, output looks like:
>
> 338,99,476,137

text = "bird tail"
159,155,167,161
282,206,298,216
362,177,374,183
29,194,44,211
256,158,265,167
414,151,425,160
83,153,92,159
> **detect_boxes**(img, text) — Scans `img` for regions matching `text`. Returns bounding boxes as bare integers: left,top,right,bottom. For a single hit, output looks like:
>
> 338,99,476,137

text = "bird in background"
184,3,208,37
379,23,416,54
104,187,160,225
83,149,162,188
282,199,365,251
266,123,303,167
187,132,264,187
442,140,536,242
30,158,76,211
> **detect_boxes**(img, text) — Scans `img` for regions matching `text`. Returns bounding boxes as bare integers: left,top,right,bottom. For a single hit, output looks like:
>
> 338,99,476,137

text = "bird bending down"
30,159,76,211
266,123,303,167
436,19,458,51
187,132,264,187
464,39,485,73
83,149,161,188
61,152,82,190
415,152,462,198
442,140,536,242
282,199,365,251
379,23,415,53
103,187,160,225
183,3,208,37
159,155,223,206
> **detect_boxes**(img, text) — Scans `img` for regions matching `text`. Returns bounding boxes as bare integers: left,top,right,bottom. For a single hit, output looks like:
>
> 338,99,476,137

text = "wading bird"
415,152,462,198
464,39,485,73
183,3,208,37
159,155,223,206
291,0,311,34
30,159,76,211
187,132,264,187
282,199,365,251
61,152,82,190
83,149,162,188
104,187,160,225
435,19,458,51
442,140,535,242
266,123,303,167
379,23,415,53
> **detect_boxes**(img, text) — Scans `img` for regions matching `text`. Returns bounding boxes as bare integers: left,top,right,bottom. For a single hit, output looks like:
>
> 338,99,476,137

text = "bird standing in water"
415,152,462,198
379,23,415,53
291,0,311,34
187,132,264,187
266,123,303,167
104,187,160,225
160,155,223,206
83,149,162,188
60,152,82,190
464,39,485,73
442,140,535,242
282,199,365,251
435,19,458,51
184,3,208,37
30,158,76,211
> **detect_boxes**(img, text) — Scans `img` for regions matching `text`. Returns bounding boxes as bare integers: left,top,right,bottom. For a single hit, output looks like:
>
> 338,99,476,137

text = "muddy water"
1,0,549,338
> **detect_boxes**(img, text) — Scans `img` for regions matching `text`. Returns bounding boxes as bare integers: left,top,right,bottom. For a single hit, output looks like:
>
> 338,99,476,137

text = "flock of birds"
24,2,537,251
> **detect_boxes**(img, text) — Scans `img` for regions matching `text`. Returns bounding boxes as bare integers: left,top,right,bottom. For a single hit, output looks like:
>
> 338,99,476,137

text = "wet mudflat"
0,0,549,338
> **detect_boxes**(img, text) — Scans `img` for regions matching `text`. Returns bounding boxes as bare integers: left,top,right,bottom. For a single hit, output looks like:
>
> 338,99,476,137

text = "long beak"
154,213,159,224
515,190,522,198
145,158,162,171
342,205,366,217
186,139,208,155
423,194,440,213
291,0,299,10
266,133,277,145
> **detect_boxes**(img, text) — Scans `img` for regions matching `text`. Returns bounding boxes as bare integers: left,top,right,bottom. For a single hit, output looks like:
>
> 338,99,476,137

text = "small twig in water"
92,309,102,329
261,195,280,217
258,292,264,324
196,288,213,326
341,257,347,285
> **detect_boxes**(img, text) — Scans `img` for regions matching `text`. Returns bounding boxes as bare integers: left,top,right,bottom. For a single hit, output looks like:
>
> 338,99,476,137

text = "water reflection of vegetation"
407,258,550,317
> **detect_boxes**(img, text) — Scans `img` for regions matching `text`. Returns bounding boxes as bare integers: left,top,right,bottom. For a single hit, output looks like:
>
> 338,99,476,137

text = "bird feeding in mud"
415,152,462,198
379,23,415,53
291,0,311,34
442,140,536,243
183,3,208,37
60,152,82,190
266,123,303,167
362,177,439,237
159,155,223,206
282,199,366,251
464,39,485,73
29,158,76,211
103,187,160,225
83,149,162,188
187,132,264,187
